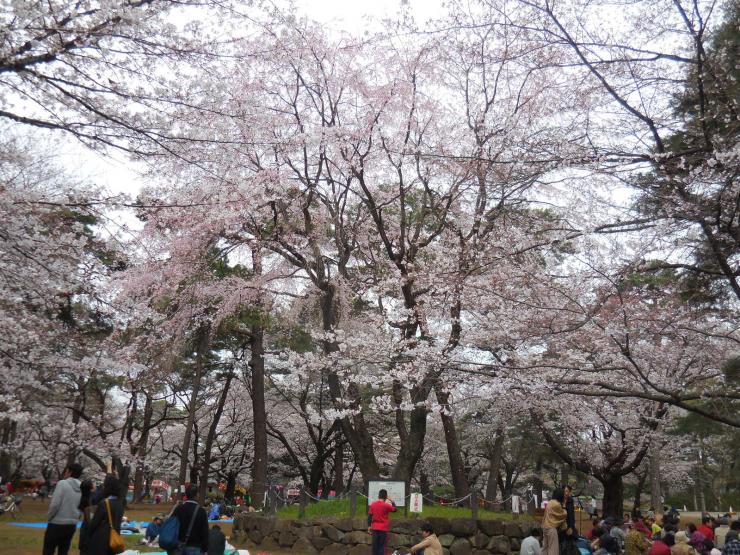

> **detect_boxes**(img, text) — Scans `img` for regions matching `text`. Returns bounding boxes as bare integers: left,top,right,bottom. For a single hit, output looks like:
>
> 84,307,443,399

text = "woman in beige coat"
672,532,698,555
542,488,568,555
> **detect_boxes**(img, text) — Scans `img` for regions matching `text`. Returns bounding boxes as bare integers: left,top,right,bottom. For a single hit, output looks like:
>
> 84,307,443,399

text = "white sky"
59,0,448,198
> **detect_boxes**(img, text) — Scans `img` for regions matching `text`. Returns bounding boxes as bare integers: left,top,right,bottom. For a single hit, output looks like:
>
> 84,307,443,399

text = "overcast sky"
59,0,447,199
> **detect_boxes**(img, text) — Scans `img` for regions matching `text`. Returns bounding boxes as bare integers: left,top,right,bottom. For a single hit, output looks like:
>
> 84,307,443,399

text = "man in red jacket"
368,489,397,555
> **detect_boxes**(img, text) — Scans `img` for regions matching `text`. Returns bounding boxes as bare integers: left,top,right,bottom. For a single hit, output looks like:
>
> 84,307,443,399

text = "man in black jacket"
169,485,209,555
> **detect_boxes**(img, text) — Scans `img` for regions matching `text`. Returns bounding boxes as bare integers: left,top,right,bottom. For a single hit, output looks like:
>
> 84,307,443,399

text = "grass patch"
275,497,516,521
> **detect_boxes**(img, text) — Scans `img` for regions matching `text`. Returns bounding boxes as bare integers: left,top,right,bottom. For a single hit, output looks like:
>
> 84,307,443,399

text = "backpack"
159,503,199,552
158,513,180,550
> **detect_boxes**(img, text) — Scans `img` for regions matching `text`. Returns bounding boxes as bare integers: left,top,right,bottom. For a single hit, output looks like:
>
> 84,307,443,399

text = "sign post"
367,481,406,506
409,493,423,514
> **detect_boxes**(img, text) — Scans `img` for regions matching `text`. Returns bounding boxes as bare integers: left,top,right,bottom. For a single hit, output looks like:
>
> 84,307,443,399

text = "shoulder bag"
105,499,126,554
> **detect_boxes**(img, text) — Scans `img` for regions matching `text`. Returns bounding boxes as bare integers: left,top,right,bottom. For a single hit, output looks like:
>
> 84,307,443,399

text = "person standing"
368,489,397,555
542,489,568,555
168,484,209,555
78,480,96,554
43,463,83,555
86,475,124,555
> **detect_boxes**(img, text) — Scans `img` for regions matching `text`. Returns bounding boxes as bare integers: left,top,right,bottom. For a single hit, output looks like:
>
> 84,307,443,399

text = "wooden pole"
472,491,479,520
299,488,307,520
350,491,358,519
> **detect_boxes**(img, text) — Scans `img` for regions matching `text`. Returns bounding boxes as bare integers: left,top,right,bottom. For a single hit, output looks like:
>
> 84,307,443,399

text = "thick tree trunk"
321,283,380,484
633,472,647,513
249,317,268,508
177,328,209,499
485,429,505,502
0,418,16,482
224,472,237,501
419,470,431,498
112,457,131,507
332,440,345,494
601,474,624,518
533,458,544,508
198,373,233,504
649,449,661,510
391,399,428,484
132,394,154,502
435,386,470,500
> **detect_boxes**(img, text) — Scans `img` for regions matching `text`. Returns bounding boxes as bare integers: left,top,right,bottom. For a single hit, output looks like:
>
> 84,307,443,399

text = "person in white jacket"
43,463,83,555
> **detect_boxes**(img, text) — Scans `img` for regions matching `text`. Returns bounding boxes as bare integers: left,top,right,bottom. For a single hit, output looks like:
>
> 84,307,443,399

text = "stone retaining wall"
233,514,537,555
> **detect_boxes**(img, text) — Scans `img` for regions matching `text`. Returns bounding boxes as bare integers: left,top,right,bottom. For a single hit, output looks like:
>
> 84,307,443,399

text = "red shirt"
649,540,671,555
369,499,396,532
698,525,714,541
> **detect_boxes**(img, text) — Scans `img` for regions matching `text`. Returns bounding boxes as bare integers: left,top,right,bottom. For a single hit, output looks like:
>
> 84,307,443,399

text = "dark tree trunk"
633,471,647,513
0,418,16,481
419,470,431,498
249,311,268,508
649,449,661,510
485,429,505,502
332,439,345,494
601,474,624,518
435,386,470,500
177,328,209,499
224,472,237,501
132,394,154,502
112,457,131,507
322,283,380,484
198,372,233,503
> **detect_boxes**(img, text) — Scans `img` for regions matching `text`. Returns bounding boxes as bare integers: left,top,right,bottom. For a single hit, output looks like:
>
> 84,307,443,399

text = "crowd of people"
41,462,234,555
538,484,740,555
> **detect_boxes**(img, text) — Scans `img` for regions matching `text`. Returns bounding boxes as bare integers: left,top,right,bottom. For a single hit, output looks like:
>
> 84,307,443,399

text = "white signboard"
511,495,520,514
409,493,423,513
367,481,406,507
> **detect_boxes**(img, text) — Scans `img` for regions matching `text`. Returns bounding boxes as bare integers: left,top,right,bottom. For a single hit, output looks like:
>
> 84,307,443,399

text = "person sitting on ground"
611,519,627,552
723,524,740,555
723,521,740,552
705,539,721,555
715,519,730,550
633,516,652,537
649,533,673,555
207,524,227,555
689,524,708,555
143,515,164,545
588,520,603,541
626,522,652,555
596,535,621,555
592,527,607,552
410,523,443,555
699,518,716,542
672,531,698,555
649,517,663,540
520,527,543,555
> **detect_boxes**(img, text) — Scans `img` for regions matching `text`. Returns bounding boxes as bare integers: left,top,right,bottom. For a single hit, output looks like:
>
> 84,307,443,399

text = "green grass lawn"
275,496,518,521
